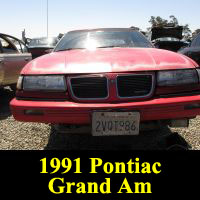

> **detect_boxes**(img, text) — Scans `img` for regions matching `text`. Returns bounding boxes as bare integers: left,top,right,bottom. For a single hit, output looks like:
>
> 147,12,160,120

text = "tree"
183,24,192,40
169,15,179,26
148,16,168,28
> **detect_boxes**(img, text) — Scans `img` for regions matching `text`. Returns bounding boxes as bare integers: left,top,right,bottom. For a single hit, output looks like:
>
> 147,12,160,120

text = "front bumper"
10,95,200,124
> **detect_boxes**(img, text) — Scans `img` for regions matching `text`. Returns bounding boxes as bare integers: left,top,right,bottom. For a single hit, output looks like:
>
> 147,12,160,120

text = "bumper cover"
10,95,200,124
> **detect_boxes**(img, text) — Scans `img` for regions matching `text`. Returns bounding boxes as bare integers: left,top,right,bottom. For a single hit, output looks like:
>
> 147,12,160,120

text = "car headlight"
157,69,199,87
21,76,67,92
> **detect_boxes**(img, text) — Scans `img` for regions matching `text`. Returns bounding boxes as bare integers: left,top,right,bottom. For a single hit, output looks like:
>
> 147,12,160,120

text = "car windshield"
29,37,58,47
54,30,153,51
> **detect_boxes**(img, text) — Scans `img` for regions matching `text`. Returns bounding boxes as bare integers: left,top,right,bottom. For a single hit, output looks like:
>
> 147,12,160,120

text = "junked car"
0,33,32,91
150,26,189,52
179,32,200,65
28,37,59,59
10,28,200,136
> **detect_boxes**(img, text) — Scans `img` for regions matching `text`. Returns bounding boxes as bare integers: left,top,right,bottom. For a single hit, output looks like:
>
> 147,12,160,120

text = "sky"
0,0,199,39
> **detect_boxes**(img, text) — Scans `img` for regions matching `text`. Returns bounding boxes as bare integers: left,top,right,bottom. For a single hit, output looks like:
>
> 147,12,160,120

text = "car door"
0,40,4,86
0,34,32,86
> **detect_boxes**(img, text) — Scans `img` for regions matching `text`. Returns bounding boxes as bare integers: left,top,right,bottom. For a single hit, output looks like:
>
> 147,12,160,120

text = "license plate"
92,112,140,136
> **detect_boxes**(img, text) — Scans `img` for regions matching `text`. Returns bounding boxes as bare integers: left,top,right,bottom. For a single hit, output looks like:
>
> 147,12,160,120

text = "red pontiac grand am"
10,28,200,136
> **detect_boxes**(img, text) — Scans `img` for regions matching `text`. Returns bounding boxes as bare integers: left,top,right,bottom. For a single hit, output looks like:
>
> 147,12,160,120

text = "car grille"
117,74,153,98
70,76,108,99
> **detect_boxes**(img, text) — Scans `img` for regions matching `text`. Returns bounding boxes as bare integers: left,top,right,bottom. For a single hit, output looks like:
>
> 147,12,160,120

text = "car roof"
67,28,139,34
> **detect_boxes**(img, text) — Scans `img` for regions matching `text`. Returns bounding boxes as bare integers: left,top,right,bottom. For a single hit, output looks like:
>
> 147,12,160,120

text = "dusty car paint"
0,53,31,86
10,95,200,124
21,48,197,75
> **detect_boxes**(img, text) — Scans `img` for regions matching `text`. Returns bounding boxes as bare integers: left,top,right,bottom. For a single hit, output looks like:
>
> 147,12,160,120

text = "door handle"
0,59,4,64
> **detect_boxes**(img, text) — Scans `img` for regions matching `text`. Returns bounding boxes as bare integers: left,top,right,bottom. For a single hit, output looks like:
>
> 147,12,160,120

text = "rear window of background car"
191,34,200,47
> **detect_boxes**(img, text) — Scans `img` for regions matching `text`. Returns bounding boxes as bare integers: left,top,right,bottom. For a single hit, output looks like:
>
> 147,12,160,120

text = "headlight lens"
157,69,199,86
22,76,67,92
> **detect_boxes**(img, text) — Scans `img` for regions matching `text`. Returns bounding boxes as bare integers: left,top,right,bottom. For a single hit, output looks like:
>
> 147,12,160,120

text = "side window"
0,37,18,54
11,40,28,53
5,36,22,53
12,40,23,53
6,36,29,53
195,35,200,47
191,35,200,47
19,42,29,53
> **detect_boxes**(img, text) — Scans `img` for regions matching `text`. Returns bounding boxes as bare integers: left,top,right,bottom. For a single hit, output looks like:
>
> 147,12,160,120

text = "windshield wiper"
97,46,122,49
56,48,85,52
56,46,129,52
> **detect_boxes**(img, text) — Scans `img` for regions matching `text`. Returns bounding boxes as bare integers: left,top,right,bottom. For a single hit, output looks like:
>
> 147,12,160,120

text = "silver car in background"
0,33,32,91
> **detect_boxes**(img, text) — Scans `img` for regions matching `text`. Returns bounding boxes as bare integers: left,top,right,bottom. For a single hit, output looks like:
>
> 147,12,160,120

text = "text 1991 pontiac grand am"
10,28,200,136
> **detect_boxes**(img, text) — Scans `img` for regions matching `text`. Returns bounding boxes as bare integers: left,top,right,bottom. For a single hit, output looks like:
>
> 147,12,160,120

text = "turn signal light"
24,110,44,116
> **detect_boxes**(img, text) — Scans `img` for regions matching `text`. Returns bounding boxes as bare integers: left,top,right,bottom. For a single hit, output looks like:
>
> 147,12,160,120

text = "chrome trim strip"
68,74,109,100
116,73,155,99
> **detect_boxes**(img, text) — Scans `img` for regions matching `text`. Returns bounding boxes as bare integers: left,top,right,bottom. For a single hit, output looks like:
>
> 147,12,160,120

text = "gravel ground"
0,88,200,150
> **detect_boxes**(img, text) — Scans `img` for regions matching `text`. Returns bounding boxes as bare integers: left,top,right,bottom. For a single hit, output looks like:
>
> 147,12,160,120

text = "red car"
10,28,200,136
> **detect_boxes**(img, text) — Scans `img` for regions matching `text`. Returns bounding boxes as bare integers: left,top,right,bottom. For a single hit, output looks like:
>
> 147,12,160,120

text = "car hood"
151,26,183,41
22,48,197,75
